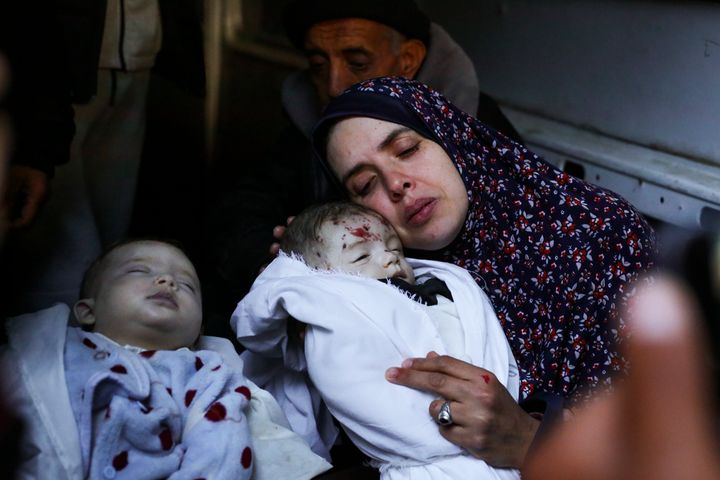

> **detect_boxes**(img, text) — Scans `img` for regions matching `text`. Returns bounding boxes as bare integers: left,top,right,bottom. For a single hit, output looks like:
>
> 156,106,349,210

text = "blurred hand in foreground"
524,276,720,480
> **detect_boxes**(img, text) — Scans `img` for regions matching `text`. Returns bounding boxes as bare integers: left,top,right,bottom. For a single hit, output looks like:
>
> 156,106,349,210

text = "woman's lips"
405,198,437,226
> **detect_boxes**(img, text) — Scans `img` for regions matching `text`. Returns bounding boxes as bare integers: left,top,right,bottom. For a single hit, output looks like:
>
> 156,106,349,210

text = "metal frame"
504,107,720,230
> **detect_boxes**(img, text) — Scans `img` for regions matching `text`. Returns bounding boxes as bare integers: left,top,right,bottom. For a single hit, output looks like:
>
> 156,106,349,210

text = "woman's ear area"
73,298,97,328
398,39,427,79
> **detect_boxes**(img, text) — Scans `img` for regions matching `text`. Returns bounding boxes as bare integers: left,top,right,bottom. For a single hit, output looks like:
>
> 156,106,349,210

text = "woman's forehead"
331,116,406,140
327,117,419,171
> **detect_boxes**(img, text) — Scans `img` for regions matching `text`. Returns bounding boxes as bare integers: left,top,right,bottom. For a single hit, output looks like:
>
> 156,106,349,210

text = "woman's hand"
268,216,295,257
386,352,539,468
2,165,49,228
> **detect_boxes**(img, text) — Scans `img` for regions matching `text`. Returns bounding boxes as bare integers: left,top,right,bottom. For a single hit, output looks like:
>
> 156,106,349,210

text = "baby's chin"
130,336,197,351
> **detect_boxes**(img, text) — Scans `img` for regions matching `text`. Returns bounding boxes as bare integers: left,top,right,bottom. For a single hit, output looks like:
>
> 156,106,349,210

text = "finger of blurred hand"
523,393,619,480
525,276,720,480
286,215,295,225
624,276,720,479
269,242,281,256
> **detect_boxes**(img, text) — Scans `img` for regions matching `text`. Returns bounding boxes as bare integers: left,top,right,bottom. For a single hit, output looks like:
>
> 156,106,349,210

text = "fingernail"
385,367,399,380
630,277,689,342
401,358,414,368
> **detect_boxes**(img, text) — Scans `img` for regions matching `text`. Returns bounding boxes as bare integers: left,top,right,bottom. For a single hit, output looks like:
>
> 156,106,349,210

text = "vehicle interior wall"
417,0,720,230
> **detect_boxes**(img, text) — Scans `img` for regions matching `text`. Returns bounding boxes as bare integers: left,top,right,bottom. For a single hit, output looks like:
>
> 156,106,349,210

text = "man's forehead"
282,0,429,49
305,18,396,47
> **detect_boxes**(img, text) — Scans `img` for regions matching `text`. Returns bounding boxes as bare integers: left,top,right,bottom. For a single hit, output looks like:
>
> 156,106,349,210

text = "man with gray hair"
281,0,520,140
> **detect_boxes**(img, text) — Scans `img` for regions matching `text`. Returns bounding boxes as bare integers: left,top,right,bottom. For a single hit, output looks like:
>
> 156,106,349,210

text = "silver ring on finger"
436,400,453,426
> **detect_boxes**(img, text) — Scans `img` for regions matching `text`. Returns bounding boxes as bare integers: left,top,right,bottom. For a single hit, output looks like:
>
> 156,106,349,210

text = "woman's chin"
404,221,463,251
402,231,453,252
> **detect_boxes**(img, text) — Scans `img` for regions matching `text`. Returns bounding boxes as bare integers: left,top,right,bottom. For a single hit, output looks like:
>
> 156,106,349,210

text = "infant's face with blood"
313,212,416,284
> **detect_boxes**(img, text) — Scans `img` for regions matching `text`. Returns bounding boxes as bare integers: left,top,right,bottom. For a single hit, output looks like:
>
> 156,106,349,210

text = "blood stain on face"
349,227,371,239
347,223,380,241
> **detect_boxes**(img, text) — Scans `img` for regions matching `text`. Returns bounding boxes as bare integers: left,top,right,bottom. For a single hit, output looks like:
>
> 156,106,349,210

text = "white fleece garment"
233,255,520,480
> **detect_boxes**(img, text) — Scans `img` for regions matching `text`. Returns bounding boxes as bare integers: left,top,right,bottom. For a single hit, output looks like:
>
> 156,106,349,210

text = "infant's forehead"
326,212,389,227
322,213,391,234
318,213,397,248
103,241,193,270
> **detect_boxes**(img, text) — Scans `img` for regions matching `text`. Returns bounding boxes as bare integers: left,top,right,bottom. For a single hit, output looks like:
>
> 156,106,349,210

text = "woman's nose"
154,274,177,289
387,173,413,201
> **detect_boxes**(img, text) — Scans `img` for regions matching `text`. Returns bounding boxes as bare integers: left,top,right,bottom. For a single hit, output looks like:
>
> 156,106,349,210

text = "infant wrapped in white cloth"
233,202,521,480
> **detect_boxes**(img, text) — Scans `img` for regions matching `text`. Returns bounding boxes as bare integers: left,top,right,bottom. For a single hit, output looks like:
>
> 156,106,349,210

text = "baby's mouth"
390,271,406,280
147,291,178,309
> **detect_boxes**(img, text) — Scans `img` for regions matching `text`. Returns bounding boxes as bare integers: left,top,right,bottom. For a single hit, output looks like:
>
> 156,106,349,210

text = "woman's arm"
386,352,540,468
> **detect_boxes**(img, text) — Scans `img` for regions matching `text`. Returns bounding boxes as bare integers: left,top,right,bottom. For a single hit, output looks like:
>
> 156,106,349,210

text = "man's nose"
327,63,355,99
155,274,177,289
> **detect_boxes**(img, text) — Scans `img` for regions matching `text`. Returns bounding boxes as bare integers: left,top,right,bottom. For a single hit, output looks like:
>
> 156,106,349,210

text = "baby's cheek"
306,254,329,270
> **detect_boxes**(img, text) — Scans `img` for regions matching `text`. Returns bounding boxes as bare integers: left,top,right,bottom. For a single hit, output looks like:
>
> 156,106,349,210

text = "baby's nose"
155,274,177,288
383,251,400,268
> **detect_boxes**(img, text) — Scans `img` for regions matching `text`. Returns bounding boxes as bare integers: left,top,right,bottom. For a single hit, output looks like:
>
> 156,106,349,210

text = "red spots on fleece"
113,451,129,471
195,356,204,371
82,338,97,349
185,389,197,407
110,365,127,374
159,428,173,450
241,447,252,469
482,374,491,384
211,365,221,372
235,386,251,400
140,350,156,358
205,402,227,422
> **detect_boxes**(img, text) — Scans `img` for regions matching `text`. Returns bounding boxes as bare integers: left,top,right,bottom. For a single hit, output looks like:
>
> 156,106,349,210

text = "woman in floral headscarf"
312,76,655,467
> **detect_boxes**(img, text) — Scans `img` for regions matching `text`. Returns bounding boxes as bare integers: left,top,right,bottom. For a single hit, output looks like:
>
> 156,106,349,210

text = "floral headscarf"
314,77,656,401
